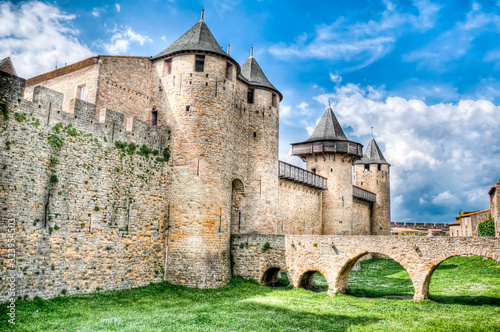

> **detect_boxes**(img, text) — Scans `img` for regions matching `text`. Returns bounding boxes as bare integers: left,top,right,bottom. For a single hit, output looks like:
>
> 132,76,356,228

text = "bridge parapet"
278,161,327,190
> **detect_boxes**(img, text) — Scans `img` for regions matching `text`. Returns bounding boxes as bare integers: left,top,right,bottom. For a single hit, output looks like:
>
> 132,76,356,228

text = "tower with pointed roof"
354,137,391,235
148,10,282,287
291,104,365,235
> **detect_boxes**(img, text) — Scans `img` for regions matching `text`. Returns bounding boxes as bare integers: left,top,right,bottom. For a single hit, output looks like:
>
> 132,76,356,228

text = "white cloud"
329,72,342,84
0,1,94,78
432,191,460,206
100,26,152,54
92,7,104,17
269,1,440,70
310,82,499,220
115,3,121,13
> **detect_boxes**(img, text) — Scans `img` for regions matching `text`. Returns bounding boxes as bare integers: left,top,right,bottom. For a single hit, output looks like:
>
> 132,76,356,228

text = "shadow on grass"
430,295,500,306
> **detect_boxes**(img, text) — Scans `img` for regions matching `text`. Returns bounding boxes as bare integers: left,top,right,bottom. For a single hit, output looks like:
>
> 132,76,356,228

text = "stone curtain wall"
97,56,152,122
285,235,500,302
230,234,286,282
0,72,170,302
278,179,323,234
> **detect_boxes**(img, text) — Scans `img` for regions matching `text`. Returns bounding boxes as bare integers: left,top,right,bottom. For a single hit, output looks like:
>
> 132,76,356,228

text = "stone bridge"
285,235,500,301
230,235,500,302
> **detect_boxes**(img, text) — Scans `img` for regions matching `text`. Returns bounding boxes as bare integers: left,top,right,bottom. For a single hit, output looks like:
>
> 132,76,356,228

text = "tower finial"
328,99,331,107
371,126,373,138
201,8,204,21
250,46,253,57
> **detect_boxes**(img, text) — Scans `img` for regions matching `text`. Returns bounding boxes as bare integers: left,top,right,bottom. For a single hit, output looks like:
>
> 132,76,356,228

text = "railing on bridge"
353,186,376,203
278,161,327,190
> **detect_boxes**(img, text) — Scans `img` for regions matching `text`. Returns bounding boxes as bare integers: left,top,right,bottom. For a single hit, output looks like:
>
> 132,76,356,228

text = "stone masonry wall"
0,72,170,302
96,56,152,123
491,188,500,237
230,234,285,282
460,210,490,236
278,179,322,234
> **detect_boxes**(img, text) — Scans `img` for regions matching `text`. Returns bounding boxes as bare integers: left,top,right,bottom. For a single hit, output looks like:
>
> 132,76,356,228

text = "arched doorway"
231,179,244,234
299,271,328,292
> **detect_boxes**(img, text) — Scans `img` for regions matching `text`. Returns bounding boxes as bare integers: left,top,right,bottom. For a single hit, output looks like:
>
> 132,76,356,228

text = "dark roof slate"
240,56,277,91
354,138,389,165
306,106,347,142
152,19,227,60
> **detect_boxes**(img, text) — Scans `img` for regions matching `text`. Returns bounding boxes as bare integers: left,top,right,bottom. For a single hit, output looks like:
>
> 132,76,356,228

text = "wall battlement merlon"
1,72,168,149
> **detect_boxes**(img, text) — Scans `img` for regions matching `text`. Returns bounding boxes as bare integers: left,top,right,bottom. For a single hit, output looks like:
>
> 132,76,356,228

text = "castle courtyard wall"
278,179,323,234
0,73,170,302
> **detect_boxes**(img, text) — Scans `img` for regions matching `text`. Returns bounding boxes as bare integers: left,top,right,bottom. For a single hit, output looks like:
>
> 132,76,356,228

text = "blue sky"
1,0,499,223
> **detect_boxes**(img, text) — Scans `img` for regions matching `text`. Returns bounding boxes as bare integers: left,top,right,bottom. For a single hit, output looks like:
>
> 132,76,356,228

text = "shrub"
14,112,26,122
152,149,159,156
163,146,171,162
478,214,495,237
239,243,245,249
138,144,153,158
262,242,271,252
54,225,60,230
114,140,127,150
48,227,54,235
66,125,78,137
33,118,40,128
127,142,137,155
94,206,100,212
5,141,11,150
49,174,58,184
49,156,58,167
48,134,64,149
52,123,63,134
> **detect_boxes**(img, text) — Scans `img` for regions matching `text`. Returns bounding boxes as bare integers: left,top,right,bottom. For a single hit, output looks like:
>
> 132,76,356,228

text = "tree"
478,214,495,237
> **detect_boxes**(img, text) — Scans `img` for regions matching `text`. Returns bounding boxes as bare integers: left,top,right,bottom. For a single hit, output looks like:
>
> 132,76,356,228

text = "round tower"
291,105,363,235
150,11,241,287
149,11,282,287
238,47,282,234
353,137,391,235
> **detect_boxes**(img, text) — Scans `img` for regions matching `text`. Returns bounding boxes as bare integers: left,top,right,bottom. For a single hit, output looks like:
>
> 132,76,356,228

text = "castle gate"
285,235,500,301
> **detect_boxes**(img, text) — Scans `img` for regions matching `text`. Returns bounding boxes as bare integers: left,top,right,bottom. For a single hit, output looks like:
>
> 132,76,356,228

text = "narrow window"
195,55,205,72
253,132,257,138
151,111,158,126
186,106,191,112
76,84,86,101
272,93,277,107
247,88,254,104
165,59,172,75
225,62,232,80
378,164,382,171
312,168,316,174
364,164,370,171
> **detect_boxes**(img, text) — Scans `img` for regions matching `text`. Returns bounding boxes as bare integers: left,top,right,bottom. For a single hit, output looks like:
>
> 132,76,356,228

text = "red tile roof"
489,184,500,195
448,220,461,226
457,209,490,218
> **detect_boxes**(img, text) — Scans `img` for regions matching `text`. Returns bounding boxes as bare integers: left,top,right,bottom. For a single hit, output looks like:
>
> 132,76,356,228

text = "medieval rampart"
0,71,170,302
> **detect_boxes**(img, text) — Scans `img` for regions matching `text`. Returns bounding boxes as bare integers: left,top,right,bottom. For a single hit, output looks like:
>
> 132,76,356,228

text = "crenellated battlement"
1,71,168,150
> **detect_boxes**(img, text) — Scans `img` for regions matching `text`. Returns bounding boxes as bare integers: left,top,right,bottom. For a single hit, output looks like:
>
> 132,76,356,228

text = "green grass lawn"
1,256,499,331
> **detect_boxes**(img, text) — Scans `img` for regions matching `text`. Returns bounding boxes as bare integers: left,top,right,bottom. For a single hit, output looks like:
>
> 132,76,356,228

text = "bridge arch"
261,267,289,286
298,269,331,292
418,252,500,301
334,251,416,296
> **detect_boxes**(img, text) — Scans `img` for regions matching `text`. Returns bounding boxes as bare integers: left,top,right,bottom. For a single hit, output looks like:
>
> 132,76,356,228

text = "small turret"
354,137,391,235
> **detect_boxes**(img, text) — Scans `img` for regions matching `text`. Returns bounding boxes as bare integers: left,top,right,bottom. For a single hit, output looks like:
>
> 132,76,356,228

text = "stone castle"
2,12,497,303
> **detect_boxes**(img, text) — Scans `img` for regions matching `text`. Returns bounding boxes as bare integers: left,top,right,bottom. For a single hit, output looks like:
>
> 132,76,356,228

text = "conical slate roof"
241,55,276,91
306,106,347,142
354,138,389,165
152,16,228,60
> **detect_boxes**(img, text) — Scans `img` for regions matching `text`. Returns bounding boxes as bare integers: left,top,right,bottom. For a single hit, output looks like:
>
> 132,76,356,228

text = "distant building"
451,209,490,237
489,182,500,237
0,57,16,76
